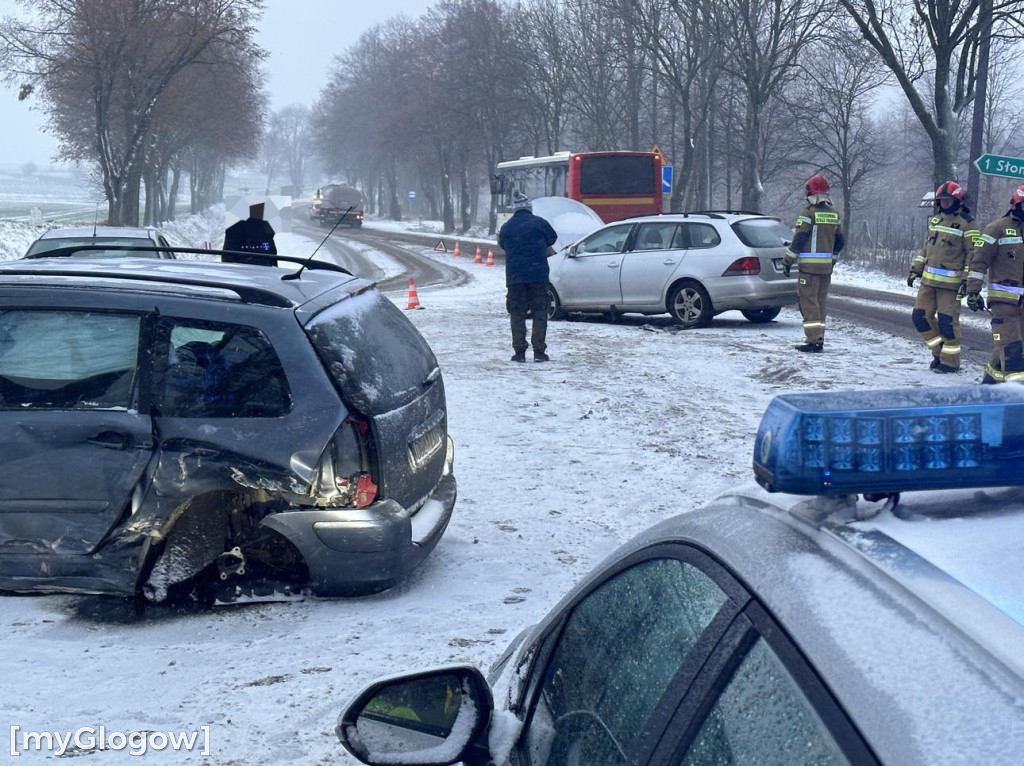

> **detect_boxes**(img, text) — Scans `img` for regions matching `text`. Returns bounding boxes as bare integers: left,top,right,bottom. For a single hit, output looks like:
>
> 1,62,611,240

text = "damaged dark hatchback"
0,254,456,602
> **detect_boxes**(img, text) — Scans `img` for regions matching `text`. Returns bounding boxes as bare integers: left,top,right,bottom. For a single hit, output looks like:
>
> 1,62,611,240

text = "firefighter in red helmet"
907,181,978,373
783,174,845,352
965,184,1024,383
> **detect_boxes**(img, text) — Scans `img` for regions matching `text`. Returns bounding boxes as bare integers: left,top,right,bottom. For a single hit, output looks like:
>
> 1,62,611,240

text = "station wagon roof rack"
0,265,297,307
685,209,765,217
678,211,725,219
25,245,354,277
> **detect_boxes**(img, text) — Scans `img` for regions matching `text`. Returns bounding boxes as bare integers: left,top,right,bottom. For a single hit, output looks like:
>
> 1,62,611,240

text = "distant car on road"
547,212,798,328
337,387,1024,766
0,251,456,603
24,226,176,259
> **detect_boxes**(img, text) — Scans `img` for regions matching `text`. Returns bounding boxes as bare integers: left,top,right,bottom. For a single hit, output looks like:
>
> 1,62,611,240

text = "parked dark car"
0,252,455,602
337,387,1024,765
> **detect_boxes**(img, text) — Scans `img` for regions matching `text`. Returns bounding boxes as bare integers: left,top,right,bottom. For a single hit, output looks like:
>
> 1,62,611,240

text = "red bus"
495,150,662,226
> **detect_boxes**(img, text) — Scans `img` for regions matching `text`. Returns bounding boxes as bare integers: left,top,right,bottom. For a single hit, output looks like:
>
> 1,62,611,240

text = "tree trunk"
387,156,402,220
459,163,471,234
741,98,762,212
168,163,180,221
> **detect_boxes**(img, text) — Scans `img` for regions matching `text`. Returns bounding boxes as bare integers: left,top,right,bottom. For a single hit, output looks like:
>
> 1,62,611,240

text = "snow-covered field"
0,220,976,762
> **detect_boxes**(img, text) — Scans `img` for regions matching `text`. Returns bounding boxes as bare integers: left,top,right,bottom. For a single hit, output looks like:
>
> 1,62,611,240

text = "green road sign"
975,154,1024,180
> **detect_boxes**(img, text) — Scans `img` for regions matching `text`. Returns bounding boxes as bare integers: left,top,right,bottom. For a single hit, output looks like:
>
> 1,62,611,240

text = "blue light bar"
753,386,1024,495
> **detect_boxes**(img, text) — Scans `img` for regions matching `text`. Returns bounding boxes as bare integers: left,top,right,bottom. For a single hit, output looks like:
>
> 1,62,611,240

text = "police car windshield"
732,218,790,248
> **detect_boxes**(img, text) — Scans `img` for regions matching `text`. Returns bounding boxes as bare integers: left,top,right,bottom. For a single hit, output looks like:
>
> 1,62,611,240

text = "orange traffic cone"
453,241,461,258
485,248,495,266
406,278,424,310
473,245,482,264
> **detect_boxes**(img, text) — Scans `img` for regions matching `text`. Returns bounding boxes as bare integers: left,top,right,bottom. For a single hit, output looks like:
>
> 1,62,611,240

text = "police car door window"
579,224,632,255
679,638,847,766
523,558,727,765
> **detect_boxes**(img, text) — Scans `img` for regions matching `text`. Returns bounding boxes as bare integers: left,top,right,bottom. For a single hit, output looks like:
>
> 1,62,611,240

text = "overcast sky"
0,0,435,166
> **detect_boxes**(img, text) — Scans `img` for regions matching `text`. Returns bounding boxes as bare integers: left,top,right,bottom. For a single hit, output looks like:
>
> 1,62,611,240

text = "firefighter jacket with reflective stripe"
966,213,1024,305
911,210,976,290
784,202,844,276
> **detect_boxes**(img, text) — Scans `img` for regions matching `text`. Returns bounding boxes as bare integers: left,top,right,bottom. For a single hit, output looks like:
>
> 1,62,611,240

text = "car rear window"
26,237,157,258
305,291,439,416
732,218,791,248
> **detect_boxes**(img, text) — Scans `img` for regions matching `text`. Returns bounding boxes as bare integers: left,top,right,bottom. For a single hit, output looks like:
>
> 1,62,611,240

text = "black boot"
795,342,824,353
534,351,550,362
932,363,960,374
929,356,941,370
511,351,526,363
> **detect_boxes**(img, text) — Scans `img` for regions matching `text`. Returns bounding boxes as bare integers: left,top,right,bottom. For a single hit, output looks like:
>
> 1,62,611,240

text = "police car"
335,387,1024,765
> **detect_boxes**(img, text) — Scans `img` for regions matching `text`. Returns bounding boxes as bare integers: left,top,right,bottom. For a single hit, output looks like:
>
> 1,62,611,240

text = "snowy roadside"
0,233,983,763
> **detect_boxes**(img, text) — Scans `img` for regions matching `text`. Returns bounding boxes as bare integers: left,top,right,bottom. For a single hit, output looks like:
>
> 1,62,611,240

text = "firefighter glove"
783,261,792,278
956,280,968,299
966,292,985,312
907,271,918,288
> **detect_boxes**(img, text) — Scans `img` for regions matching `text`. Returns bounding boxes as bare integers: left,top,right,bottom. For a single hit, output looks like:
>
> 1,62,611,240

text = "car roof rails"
677,211,725,220
25,245,354,276
686,210,765,217
0,265,296,307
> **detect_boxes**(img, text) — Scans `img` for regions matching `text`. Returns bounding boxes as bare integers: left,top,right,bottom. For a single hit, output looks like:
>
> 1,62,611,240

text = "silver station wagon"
547,212,798,327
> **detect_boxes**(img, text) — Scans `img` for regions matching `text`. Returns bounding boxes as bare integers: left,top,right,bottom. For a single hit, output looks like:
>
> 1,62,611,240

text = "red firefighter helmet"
1011,184,1024,210
805,174,829,196
935,181,964,202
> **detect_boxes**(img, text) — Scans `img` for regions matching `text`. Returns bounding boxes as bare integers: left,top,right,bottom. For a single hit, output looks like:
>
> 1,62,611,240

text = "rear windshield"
579,156,655,195
304,291,438,415
731,218,791,248
26,237,158,258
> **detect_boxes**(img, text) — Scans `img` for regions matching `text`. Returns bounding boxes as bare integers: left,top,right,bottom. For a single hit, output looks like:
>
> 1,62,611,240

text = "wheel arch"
138,489,308,602
665,276,714,314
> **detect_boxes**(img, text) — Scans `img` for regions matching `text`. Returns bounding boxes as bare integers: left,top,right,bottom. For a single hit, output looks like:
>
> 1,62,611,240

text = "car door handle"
663,259,677,265
607,262,620,268
87,431,134,450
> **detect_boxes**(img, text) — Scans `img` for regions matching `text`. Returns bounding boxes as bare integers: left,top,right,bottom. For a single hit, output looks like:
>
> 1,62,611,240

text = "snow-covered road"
0,234,978,763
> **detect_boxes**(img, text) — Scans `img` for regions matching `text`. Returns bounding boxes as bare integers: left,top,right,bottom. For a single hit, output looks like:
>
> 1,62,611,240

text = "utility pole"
966,0,993,211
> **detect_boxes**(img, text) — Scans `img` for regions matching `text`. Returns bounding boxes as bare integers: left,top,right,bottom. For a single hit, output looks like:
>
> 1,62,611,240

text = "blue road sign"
408,190,417,200
662,166,673,194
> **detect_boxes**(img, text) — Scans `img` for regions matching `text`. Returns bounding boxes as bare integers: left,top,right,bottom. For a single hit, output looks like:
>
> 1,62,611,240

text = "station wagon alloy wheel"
669,283,713,327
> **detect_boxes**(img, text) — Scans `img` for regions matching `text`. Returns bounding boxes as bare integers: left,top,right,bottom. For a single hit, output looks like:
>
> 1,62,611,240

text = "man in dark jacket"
498,194,558,362
223,202,277,265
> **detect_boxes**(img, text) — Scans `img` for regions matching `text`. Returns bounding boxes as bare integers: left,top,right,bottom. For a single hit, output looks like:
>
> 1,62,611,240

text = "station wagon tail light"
723,257,760,276
753,386,1024,495
312,417,378,508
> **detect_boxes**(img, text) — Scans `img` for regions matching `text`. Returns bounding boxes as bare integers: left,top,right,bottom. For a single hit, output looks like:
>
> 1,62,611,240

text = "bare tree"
838,0,1024,186
720,0,829,212
275,104,311,196
0,0,264,225
790,39,887,238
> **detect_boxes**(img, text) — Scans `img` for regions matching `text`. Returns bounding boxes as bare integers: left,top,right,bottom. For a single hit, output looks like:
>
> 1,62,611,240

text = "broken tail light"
312,417,378,508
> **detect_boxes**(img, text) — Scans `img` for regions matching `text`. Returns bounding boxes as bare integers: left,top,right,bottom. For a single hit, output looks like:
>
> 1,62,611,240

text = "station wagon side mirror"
782,239,792,248
567,243,579,258
337,666,494,766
